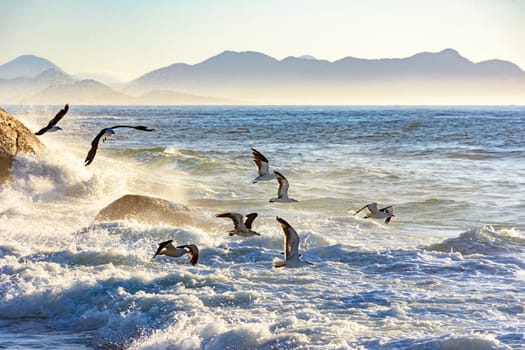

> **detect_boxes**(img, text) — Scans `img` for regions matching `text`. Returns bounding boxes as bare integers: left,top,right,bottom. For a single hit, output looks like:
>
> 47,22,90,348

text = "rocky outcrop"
0,107,44,182
95,194,209,228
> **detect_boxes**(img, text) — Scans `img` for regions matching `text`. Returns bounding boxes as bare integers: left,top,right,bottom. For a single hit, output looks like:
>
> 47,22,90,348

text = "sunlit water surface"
1,106,524,349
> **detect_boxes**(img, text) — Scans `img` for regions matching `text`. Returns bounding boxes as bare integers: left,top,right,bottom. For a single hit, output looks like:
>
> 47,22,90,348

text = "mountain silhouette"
1,49,524,105
0,55,63,79
125,49,525,104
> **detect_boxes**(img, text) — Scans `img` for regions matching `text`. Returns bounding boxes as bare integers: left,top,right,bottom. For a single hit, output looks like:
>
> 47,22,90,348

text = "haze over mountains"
1,50,524,105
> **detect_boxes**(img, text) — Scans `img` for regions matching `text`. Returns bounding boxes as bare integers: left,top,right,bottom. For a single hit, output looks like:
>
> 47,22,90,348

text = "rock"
0,108,44,182
95,194,208,228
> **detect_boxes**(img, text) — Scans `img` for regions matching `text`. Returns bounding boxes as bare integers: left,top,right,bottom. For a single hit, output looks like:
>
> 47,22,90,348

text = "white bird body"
354,202,395,223
47,125,62,133
270,171,298,203
216,212,260,237
153,240,199,265
102,128,115,142
273,216,312,268
251,148,278,183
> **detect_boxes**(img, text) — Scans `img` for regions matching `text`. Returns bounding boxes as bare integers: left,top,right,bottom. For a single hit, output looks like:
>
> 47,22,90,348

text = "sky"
0,0,524,81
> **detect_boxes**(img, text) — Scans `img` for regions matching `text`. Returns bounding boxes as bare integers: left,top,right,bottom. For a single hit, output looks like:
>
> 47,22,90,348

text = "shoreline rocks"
0,108,44,182
95,194,208,228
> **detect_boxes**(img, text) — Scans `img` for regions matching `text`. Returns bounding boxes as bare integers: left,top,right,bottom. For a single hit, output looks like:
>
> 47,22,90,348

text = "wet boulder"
95,194,207,228
0,108,44,182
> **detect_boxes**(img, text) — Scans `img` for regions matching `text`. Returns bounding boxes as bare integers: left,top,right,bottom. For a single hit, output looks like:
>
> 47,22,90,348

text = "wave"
385,333,514,350
424,226,524,255
3,138,188,209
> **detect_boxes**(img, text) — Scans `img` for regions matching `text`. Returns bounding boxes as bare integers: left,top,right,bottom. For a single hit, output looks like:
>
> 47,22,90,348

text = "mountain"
73,72,124,86
0,55,230,105
27,81,232,105
1,49,524,105
128,49,525,104
29,79,133,105
0,55,63,79
0,68,74,104
138,90,235,105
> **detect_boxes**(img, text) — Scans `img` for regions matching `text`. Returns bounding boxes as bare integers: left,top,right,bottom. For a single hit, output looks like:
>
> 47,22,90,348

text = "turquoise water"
1,106,524,349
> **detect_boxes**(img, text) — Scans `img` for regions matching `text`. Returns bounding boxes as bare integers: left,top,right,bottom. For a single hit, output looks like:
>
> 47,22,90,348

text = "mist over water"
1,106,524,349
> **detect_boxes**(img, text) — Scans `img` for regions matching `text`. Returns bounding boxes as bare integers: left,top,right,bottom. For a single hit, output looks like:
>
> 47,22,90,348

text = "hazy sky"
1,0,524,81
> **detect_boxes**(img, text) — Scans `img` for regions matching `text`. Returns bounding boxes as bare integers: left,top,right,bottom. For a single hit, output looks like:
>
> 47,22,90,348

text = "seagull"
35,104,69,135
84,125,154,166
251,148,278,183
354,202,395,223
270,171,298,203
153,240,199,265
215,212,260,237
273,216,312,268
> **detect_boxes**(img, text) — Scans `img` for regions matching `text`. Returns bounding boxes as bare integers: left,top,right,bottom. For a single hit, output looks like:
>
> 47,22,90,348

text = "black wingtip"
273,170,286,179
136,126,155,131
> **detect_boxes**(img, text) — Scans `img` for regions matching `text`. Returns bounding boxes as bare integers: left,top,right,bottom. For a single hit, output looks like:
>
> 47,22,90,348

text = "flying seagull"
84,125,154,166
153,240,199,265
215,212,260,237
270,171,298,203
251,147,278,183
353,202,395,223
35,104,69,135
273,216,312,268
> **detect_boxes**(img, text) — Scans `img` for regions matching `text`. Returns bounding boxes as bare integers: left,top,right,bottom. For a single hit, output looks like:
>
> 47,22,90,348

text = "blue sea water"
1,105,524,349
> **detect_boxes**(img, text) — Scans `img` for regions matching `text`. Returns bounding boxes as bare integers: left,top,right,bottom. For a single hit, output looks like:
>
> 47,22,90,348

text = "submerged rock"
0,108,44,182
95,194,207,228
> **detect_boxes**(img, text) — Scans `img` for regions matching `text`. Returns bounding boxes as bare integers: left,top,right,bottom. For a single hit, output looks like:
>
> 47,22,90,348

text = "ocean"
1,105,524,349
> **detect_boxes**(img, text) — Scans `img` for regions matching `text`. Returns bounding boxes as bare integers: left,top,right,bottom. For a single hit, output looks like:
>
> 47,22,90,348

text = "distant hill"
127,49,525,104
73,72,124,86
0,55,231,105
138,90,235,105
1,49,524,105
29,79,133,105
0,55,63,79
27,81,233,105
0,68,74,104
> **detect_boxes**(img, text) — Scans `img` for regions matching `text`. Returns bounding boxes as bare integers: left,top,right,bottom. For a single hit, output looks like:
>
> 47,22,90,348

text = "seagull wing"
111,125,155,131
354,202,378,215
251,148,271,176
353,205,367,215
84,125,154,166
244,213,258,230
84,128,108,166
367,202,379,214
216,212,245,230
274,171,290,199
276,216,300,260
35,104,69,135
153,239,174,258
178,244,199,265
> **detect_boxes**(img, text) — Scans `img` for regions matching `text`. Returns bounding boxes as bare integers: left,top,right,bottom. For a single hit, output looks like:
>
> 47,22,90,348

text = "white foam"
407,333,512,350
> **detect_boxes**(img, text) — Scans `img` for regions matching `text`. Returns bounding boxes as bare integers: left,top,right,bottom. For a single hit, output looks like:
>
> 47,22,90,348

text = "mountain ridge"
1,49,524,105
0,55,63,79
